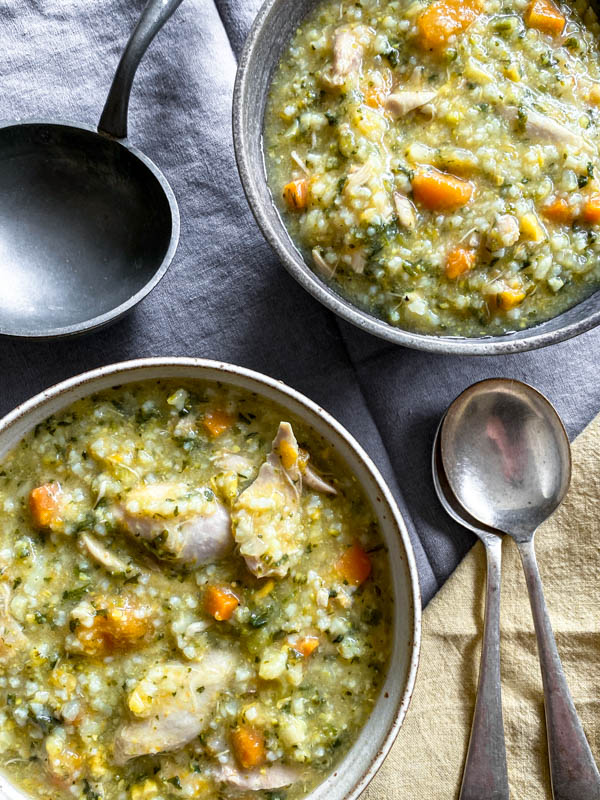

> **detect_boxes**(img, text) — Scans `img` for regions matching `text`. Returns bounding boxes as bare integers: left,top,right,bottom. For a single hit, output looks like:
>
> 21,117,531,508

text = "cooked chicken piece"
0,583,26,660
303,464,337,495
488,214,520,250
213,452,254,476
298,449,337,496
349,249,367,274
116,482,232,568
312,249,336,279
232,423,303,578
393,193,417,229
385,91,437,119
217,763,302,791
346,159,376,189
79,533,136,576
500,105,596,154
332,28,363,80
114,652,236,764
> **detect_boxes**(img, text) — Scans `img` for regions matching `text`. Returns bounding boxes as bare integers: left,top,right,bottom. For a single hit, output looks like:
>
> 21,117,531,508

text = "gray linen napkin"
0,0,598,604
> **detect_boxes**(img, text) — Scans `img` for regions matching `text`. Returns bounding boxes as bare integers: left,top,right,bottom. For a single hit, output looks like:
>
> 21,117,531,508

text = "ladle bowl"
0,0,182,339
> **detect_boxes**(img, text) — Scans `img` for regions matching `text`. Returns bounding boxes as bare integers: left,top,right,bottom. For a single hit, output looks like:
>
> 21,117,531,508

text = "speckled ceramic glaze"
0,357,421,800
232,0,600,354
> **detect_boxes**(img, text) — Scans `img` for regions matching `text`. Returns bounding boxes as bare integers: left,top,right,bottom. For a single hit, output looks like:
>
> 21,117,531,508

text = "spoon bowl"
0,0,183,339
440,379,571,540
432,417,500,542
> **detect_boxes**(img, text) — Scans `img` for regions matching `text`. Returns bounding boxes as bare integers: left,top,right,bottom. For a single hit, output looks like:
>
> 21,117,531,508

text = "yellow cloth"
364,415,600,799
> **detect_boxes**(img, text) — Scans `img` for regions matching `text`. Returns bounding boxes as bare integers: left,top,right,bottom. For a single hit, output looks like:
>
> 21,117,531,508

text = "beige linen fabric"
364,415,600,799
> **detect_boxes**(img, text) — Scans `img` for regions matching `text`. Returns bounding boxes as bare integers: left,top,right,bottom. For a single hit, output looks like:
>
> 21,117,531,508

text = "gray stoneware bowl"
232,0,600,355
0,357,421,800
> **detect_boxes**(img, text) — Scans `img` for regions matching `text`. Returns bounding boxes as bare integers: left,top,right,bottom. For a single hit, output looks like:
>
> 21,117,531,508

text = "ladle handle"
518,538,600,800
98,0,184,139
459,536,509,800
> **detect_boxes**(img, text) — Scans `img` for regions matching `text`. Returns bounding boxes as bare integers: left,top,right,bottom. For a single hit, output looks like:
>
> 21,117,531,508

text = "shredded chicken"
488,214,520,250
213,452,254,477
393,193,417,229
385,90,437,119
114,652,236,764
332,28,363,79
0,583,26,660
217,763,301,791
232,423,303,578
115,482,232,568
500,105,596,154
79,534,136,576
312,249,336,279
346,159,376,189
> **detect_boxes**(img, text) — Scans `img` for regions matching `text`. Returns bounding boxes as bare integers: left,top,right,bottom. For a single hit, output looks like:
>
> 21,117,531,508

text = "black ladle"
0,0,183,339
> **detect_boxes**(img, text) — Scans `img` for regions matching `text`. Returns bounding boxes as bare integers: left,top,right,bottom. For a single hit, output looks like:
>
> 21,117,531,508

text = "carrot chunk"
74,596,151,657
582,194,600,224
294,635,320,658
202,409,234,438
365,86,386,108
231,725,266,769
205,585,239,621
496,289,526,311
412,168,474,211
336,541,372,586
417,0,482,51
542,197,576,225
283,179,309,211
29,482,62,529
524,0,565,35
446,246,476,279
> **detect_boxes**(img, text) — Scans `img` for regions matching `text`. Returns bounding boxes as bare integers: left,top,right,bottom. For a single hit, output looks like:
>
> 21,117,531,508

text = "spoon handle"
517,538,600,800
460,536,509,800
99,0,184,139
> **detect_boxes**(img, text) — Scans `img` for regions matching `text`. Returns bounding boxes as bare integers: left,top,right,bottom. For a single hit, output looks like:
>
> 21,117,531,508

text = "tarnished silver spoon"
441,378,600,800
432,418,509,800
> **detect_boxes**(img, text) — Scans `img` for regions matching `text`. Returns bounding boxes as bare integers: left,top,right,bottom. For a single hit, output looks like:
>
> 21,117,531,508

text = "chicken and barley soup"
265,0,600,336
0,381,392,800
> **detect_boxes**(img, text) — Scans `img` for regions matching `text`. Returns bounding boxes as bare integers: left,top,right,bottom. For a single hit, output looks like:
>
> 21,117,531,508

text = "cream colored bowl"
0,357,421,800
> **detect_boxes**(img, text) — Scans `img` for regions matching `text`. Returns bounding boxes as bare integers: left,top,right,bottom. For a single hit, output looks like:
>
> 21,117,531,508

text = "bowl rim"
0,119,180,341
232,0,600,355
0,356,422,800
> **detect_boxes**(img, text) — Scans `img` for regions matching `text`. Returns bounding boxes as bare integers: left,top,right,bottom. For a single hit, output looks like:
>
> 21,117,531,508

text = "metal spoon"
432,418,509,800
0,0,182,339
441,378,600,800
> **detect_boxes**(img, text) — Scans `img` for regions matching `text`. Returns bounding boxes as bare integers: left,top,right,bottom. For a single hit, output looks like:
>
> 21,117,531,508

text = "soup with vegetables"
265,0,600,336
0,381,392,800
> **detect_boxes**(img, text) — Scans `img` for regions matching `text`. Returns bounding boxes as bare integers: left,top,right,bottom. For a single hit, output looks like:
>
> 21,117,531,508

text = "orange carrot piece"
524,0,565,35
294,635,320,658
283,179,309,211
495,289,526,311
29,482,62,529
202,409,234,438
446,246,476,279
365,86,386,108
336,541,372,586
231,725,266,769
75,596,150,657
412,168,474,211
542,198,576,225
582,194,600,224
205,585,239,621
417,0,482,51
